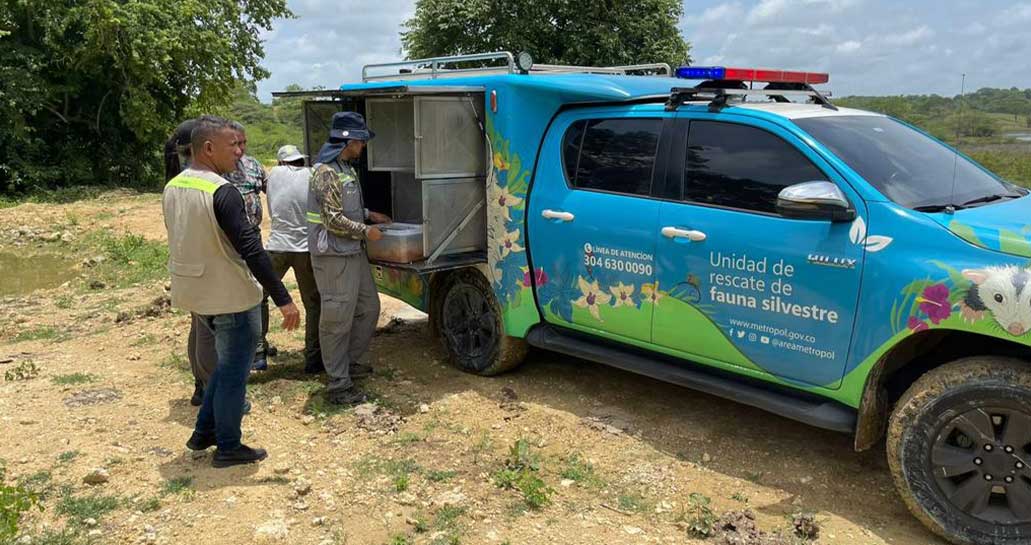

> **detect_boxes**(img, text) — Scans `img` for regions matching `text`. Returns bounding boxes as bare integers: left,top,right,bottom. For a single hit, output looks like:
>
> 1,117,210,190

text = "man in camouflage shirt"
226,121,269,228
307,112,391,405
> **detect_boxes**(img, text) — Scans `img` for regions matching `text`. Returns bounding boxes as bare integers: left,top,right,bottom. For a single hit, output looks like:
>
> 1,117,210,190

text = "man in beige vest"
163,115,300,468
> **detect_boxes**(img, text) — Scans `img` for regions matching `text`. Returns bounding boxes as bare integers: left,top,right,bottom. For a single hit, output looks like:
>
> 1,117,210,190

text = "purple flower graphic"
907,316,929,333
918,283,952,324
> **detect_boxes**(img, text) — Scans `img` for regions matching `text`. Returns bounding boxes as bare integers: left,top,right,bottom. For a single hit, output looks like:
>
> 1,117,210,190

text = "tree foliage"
0,0,292,193
227,83,305,165
401,0,690,69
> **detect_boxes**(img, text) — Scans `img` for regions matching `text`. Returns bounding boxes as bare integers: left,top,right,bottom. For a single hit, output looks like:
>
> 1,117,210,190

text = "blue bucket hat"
315,111,376,165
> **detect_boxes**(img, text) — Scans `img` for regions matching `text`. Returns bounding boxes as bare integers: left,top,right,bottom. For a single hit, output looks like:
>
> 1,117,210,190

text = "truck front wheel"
887,357,1031,545
434,269,527,376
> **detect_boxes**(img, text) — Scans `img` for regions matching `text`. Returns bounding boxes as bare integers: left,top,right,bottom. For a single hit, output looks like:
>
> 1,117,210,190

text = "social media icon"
760,336,770,344
748,333,757,342
737,331,746,339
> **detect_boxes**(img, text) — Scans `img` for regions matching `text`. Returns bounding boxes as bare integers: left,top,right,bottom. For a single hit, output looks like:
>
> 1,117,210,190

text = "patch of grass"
137,496,162,513
13,326,69,344
51,373,97,386
426,470,457,483
0,186,108,210
64,212,81,227
434,505,466,531
682,493,718,539
17,470,53,498
57,451,80,464
55,294,75,309
392,432,423,446
412,514,430,533
85,230,168,288
617,493,651,513
376,367,398,381
26,529,82,545
559,454,603,488
159,352,191,381
95,211,115,221
471,432,494,464
161,476,193,496
4,360,40,381
387,534,412,545
492,439,553,511
57,492,120,524
257,476,291,485
731,492,749,503
130,334,156,347
393,473,410,492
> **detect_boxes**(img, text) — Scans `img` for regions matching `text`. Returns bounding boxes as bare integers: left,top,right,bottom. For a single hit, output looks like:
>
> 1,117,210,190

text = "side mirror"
776,181,856,222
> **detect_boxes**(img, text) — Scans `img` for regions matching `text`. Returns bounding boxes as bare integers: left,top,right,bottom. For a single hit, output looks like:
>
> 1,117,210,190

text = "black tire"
887,357,1031,545
432,268,527,376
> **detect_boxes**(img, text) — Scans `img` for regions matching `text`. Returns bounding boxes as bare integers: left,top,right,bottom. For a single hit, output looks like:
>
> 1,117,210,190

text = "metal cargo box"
366,98,415,171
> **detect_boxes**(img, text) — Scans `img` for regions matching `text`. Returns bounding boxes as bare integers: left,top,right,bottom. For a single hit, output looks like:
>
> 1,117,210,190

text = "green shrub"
1,466,43,540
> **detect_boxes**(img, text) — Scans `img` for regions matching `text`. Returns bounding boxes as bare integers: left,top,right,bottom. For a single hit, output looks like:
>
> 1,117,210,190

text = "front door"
528,112,669,343
651,117,866,388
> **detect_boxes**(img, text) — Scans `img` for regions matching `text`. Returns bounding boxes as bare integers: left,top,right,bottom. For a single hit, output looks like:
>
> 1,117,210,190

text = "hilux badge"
808,254,857,269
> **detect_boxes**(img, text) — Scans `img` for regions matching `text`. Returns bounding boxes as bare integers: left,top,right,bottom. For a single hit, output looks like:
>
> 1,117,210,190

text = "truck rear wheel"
887,357,1031,545
434,269,527,376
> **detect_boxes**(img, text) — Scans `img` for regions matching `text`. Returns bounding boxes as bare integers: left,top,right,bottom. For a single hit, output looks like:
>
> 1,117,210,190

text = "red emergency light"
675,66,829,85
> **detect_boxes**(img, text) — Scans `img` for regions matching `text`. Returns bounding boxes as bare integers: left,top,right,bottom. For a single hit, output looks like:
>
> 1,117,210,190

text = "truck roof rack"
362,51,672,82
665,83,837,112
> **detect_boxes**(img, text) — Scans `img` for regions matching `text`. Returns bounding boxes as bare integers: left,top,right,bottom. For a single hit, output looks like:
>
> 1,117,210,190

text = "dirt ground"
0,191,948,545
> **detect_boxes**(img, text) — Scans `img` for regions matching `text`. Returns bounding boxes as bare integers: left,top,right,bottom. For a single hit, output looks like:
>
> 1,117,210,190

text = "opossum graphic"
960,266,1031,336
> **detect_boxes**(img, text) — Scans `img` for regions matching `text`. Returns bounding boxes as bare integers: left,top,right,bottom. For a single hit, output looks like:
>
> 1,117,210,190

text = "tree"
401,0,690,70
0,0,292,193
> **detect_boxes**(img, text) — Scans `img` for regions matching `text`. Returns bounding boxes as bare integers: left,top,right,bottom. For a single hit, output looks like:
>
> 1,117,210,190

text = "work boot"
186,431,216,451
327,388,368,406
303,360,325,375
351,363,374,379
266,344,278,357
190,381,204,407
251,353,268,372
212,444,267,468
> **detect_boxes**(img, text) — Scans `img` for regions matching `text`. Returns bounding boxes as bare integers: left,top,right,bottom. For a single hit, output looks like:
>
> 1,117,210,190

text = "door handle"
661,226,706,242
542,209,575,222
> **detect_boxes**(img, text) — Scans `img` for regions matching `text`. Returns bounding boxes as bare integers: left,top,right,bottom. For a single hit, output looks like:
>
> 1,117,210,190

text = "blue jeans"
193,306,260,450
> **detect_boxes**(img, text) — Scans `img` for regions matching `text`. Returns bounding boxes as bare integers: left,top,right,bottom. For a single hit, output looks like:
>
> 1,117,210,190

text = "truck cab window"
570,118,661,196
684,121,826,214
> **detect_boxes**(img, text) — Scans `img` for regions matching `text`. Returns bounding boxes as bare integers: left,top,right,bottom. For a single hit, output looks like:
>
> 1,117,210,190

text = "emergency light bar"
675,66,829,85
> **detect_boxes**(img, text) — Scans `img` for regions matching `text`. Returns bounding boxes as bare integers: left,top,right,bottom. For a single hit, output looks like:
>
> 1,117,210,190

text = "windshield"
794,115,1021,210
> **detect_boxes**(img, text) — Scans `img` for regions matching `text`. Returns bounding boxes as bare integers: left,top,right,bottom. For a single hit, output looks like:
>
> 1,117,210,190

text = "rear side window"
684,121,826,214
563,118,661,196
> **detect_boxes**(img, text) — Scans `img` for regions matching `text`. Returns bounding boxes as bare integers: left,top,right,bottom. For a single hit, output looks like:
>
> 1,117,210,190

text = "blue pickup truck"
278,52,1031,545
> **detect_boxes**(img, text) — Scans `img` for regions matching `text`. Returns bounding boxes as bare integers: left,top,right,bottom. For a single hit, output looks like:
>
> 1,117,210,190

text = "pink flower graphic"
918,284,952,324
907,316,929,333
522,268,548,288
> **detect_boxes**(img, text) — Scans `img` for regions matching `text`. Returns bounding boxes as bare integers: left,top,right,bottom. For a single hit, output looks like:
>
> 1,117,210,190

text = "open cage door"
414,96,486,179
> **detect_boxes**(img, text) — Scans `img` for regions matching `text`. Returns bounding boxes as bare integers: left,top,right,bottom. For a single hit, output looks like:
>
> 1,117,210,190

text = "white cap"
277,144,306,163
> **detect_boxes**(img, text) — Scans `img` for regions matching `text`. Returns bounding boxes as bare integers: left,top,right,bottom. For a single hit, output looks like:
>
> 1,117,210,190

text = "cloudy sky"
255,0,1031,101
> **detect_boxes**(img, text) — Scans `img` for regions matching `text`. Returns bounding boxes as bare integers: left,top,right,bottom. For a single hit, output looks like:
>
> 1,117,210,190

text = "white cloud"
684,2,745,25
881,25,934,47
836,40,861,54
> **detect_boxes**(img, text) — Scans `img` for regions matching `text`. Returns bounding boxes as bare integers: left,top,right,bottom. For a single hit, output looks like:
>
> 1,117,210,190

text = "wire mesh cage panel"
422,177,486,256
366,98,415,171
414,97,486,179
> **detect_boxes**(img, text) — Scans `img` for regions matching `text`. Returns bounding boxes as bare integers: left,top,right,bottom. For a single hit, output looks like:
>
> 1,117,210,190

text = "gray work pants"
311,252,380,394
188,313,218,388
260,251,322,367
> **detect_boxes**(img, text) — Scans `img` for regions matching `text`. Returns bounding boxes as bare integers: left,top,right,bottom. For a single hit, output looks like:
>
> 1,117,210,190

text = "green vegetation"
137,497,162,513
86,231,168,288
51,373,96,386
393,473,410,492
492,439,553,510
426,470,457,483
57,491,119,525
682,492,718,539
617,493,651,513
559,453,603,488
4,360,40,381
228,85,305,165
161,477,193,497
0,1,291,194
13,326,67,343
402,0,690,70
57,451,80,464
1,466,43,541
